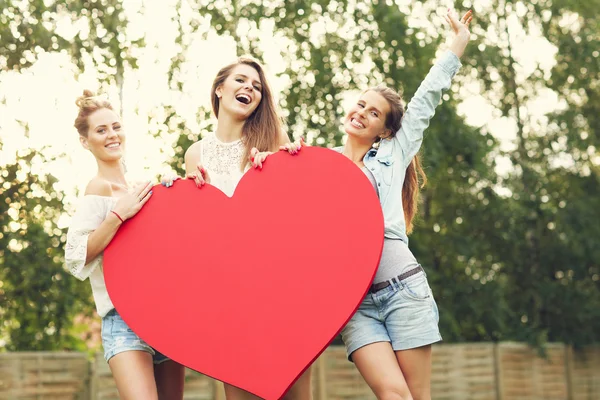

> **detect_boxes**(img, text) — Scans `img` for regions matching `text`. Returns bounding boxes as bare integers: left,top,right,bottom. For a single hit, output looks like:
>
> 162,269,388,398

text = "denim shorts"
101,309,169,364
341,270,442,361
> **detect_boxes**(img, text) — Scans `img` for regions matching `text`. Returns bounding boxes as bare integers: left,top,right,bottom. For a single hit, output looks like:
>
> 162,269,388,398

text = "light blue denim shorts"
341,270,442,361
101,309,169,364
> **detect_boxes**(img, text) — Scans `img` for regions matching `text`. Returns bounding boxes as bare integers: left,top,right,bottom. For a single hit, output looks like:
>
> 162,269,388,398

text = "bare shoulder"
186,140,203,157
84,177,113,197
185,140,203,170
278,130,291,147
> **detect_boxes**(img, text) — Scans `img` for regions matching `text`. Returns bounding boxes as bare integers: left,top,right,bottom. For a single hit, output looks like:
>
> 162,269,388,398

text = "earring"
373,137,382,149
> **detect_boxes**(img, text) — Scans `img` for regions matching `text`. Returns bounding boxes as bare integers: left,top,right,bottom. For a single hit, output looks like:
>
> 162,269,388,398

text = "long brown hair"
210,57,283,169
368,86,427,234
74,90,114,137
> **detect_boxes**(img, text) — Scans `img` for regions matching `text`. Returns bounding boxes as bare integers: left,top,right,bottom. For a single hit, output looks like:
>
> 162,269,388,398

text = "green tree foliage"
0,0,142,99
149,106,216,176
0,0,136,350
0,144,94,351
162,0,508,344
0,0,597,350
159,0,599,346
466,0,600,346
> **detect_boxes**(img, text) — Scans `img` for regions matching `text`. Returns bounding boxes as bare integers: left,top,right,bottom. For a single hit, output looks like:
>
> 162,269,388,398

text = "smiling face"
79,108,125,162
344,90,392,143
214,64,263,121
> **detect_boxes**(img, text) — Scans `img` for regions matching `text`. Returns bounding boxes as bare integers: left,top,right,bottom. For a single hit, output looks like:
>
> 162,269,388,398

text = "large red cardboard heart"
104,147,383,399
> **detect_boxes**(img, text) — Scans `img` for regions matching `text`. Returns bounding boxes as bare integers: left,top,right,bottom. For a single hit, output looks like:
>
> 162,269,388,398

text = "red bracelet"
111,210,124,223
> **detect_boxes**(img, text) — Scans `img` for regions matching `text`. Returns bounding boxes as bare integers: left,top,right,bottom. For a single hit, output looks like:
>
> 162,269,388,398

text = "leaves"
181,0,600,346
0,145,94,350
0,0,598,350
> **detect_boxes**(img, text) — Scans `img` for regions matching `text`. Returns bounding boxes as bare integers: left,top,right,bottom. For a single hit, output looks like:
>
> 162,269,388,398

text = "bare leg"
352,342,413,400
281,366,313,400
154,360,186,400
224,384,263,400
108,350,158,400
223,365,313,400
395,345,433,400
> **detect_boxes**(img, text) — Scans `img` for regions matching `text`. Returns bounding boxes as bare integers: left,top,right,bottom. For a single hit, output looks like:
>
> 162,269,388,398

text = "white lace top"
200,132,249,196
65,195,118,317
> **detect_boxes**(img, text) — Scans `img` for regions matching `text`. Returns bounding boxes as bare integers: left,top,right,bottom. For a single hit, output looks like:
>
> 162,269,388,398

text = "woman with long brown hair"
337,9,473,400
162,57,309,400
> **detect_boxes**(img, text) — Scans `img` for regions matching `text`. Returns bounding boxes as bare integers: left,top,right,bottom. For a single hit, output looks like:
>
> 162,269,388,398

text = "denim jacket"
337,50,462,244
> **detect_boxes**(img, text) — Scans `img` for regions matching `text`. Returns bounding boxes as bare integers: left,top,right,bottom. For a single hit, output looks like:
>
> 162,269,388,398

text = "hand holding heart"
104,147,384,399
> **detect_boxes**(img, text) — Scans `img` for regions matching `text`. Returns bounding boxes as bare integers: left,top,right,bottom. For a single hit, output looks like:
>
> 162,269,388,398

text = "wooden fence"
1,343,598,399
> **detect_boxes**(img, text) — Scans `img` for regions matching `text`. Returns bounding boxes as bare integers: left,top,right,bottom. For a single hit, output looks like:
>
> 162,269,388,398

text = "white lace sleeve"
64,196,114,281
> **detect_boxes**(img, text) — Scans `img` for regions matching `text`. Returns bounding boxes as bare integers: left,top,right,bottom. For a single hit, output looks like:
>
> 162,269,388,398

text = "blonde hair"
73,90,114,137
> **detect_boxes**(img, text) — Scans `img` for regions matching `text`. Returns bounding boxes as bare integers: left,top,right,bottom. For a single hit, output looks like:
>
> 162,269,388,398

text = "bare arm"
184,142,201,175
185,140,210,187
391,10,472,166
278,130,291,147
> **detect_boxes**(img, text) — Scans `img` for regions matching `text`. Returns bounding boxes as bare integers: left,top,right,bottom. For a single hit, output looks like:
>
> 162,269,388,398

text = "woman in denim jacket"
338,9,473,400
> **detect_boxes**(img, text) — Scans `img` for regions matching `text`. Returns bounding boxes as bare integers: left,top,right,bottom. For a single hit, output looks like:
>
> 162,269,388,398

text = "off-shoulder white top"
65,195,118,317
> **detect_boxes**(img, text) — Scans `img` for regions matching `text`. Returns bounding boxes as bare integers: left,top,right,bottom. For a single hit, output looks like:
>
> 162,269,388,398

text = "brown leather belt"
369,266,424,294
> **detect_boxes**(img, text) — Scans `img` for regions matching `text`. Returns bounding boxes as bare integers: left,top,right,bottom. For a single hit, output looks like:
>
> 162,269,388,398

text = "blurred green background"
0,0,598,355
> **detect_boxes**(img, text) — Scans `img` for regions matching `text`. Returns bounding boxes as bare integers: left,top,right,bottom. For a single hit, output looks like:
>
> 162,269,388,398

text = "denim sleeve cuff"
438,50,462,78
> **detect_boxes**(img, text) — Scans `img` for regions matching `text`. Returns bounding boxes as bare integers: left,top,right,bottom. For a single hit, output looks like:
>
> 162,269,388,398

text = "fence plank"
88,353,218,400
496,342,568,400
431,343,497,400
0,352,89,400
569,346,600,400
1,344,598,399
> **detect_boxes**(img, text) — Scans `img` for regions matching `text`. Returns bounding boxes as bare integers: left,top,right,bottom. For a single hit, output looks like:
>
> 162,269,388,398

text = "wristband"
111,210,124,224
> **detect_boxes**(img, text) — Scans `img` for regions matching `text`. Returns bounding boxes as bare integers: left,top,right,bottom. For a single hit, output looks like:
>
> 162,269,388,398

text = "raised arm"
394,9,472,167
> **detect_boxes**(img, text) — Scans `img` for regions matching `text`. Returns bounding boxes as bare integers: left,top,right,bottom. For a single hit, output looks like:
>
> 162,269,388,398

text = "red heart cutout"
104,147,383,399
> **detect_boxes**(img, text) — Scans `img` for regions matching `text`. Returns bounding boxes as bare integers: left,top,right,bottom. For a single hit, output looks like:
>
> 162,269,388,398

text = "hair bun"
75,90,97,108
